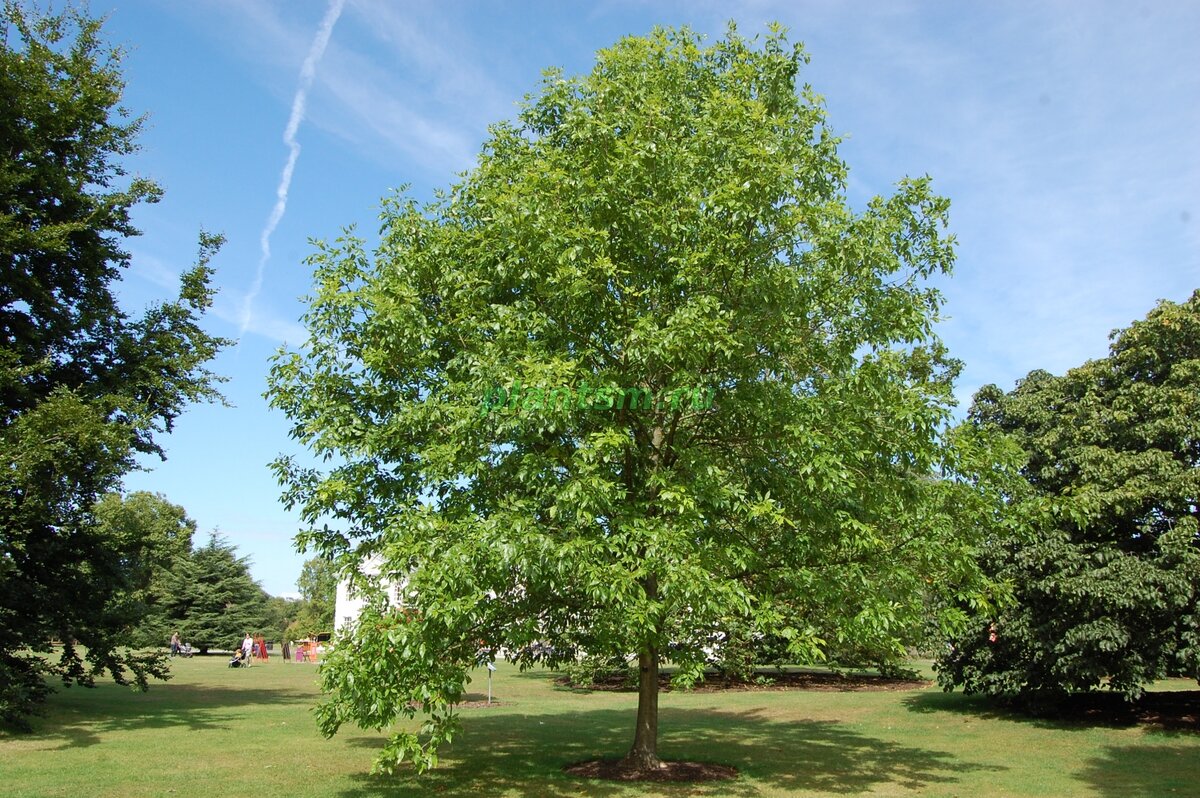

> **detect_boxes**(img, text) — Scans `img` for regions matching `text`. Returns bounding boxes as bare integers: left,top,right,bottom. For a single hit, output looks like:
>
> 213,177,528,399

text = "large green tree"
0,4,227,726
268,25,1013,775
158,535,269,654
939,291,1200,702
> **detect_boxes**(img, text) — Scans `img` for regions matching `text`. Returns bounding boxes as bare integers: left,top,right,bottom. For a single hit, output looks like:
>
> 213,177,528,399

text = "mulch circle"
564,758,738,782
560,671,929,693
1035,690,1200,731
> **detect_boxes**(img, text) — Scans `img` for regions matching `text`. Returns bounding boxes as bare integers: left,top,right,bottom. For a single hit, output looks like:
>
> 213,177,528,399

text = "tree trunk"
623,573,663,772
623,644,663,771
623,428,665,774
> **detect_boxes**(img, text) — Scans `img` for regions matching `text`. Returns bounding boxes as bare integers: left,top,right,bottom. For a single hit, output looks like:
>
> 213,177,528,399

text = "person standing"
170,631,181,657
241,633,254,667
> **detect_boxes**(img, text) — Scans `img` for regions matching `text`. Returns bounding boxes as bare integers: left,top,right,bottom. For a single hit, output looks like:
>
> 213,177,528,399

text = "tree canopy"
0,3,227,727
268,24,1014,775
939,291,1200,702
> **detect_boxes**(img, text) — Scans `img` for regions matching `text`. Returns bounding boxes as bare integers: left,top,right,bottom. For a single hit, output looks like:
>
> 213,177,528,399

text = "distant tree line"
96,491,338,655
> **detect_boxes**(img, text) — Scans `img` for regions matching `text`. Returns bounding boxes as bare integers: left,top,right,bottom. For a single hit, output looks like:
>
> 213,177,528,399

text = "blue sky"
99,1,1198,597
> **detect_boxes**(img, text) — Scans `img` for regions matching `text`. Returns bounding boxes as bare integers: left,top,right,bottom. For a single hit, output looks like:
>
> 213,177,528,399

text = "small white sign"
486,662,496,671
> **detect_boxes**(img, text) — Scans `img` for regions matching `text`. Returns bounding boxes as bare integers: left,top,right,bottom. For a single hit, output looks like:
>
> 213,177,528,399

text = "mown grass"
1,655,1197,797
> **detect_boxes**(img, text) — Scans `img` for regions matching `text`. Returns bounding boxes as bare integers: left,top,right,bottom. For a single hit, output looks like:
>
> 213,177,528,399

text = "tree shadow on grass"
903,690,1200,734
14,680,316,750
336,705,1002,797
1076,744,1200,797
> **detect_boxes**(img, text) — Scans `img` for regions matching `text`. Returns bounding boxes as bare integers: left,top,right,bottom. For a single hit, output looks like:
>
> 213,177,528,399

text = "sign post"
486,661,496,705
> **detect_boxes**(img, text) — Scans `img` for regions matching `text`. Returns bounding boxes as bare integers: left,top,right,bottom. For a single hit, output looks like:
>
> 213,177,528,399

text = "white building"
333,554,408,632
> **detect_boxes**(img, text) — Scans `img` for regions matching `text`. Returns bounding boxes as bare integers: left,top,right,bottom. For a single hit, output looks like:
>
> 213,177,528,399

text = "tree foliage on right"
939,291,1200,702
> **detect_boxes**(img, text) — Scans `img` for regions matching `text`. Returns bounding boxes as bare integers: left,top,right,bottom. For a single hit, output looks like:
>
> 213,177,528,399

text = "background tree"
91,491,197,648
268,25,1013,775
939,291,1200,703
298,557,338,628
0,4,227,727
283,557,338,640
265,595,303,641
159,535,270,655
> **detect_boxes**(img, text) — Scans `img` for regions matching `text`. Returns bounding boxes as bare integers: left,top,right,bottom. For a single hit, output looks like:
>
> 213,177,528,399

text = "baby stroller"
228,649,248,668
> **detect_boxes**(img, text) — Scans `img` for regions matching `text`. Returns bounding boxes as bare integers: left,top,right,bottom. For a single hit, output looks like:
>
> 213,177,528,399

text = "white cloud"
198,0,514,174
125,248,307,345
637,0,1199,406
127,251,182,292
240,0,347,340
215,295,308,346
312,64,481,171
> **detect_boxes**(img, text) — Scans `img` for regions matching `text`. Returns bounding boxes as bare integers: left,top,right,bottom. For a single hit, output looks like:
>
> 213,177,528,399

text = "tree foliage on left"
0,4,228,728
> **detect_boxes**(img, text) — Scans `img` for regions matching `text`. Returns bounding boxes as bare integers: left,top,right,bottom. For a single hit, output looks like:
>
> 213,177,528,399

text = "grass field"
2,655,1197,797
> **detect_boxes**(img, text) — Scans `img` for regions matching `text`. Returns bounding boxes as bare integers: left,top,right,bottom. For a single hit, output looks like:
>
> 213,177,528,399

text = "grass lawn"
1,655,1197,797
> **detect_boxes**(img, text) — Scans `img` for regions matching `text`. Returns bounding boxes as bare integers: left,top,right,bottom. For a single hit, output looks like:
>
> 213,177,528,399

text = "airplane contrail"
239,0,347,340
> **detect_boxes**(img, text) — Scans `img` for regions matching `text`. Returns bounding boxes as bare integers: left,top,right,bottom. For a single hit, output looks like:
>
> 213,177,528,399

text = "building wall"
333,554,407,631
